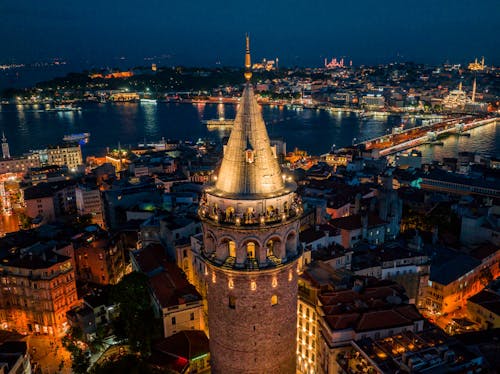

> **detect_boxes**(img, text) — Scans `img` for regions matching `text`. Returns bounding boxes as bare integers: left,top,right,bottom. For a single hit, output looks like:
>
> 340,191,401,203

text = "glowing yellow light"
272,277,278,287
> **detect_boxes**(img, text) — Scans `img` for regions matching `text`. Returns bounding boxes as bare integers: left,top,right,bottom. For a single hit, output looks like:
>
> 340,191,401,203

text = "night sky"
1,0,499,67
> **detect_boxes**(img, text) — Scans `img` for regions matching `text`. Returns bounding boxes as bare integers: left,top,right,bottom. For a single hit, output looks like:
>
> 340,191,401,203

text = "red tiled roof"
393,304,424,322
319,290,358,306
133,244,168,273
325,314,360,330
363,285,403,300
319,281,423,334
149,263,201,308
355,308,412,332
154,330,209,360
133,244,201,308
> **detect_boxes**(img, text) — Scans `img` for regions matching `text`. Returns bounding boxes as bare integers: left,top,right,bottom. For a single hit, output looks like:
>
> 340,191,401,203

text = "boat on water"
140,98,157,104
47,104,82,112
63,133,90,144
358,111,371,119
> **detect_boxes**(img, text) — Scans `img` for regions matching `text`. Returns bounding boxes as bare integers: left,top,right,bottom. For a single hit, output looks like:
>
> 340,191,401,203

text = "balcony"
199,203,302,229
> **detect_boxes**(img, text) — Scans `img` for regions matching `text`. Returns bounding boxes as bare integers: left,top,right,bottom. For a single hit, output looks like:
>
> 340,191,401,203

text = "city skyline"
0,19,499,373
1,0,500,67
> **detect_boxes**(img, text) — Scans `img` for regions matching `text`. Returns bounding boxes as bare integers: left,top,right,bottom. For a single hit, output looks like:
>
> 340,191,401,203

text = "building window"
229,296,236,309
271,295,278,306
228,241,236,257
246,242,256,259
171,317,176,325
190,312,195,321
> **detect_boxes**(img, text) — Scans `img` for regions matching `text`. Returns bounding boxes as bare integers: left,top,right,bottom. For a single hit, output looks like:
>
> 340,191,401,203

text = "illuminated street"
27,335,72,374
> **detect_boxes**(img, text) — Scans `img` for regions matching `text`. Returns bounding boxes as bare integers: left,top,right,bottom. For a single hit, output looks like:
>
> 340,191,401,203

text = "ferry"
63,133,90,143
140,98,157,104
47,104,82,112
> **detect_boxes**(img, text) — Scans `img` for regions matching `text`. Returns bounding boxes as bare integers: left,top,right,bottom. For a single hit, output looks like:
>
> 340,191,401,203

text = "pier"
355,116,498,157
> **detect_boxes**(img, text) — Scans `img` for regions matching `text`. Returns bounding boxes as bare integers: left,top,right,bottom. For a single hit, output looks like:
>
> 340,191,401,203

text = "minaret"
244,33,252,82
199,36,301,373
1,132,10,159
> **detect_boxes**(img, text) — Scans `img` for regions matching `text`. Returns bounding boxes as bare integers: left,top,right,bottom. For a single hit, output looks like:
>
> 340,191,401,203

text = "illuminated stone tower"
1,132,10,159
199,36,302,373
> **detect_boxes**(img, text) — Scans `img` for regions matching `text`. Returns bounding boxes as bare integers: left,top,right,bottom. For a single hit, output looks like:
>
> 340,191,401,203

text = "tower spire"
244,34,252,81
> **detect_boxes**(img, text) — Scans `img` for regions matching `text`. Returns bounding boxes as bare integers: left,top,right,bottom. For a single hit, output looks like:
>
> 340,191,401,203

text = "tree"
18,213,33,230
111,272,160,355
91,354,173,374
62,327,90,374
72,349,91,374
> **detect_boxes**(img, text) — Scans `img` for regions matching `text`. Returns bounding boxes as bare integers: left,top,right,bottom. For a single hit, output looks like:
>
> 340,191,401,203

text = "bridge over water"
355,116,498,157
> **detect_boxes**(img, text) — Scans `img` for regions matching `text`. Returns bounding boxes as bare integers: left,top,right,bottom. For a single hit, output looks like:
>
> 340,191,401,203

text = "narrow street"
27,335,72,374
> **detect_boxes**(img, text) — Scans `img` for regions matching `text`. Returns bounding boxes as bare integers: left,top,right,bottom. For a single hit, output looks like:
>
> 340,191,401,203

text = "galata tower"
199,35,302,373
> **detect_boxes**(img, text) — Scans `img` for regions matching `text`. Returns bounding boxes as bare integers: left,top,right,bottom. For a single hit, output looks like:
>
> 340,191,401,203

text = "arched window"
271,295,278,306
246,242,256,258
228,241,236,257
266,239,275,256
228,296,236,309
286,231,297,254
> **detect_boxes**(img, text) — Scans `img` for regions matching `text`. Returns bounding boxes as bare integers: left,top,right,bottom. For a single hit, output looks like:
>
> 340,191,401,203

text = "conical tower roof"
214,83,285,197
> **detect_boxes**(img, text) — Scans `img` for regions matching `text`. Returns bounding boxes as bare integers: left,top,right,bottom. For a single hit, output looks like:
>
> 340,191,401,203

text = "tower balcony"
199,203,302,228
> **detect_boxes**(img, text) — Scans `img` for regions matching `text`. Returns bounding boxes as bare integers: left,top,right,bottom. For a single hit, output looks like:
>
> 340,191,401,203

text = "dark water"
0,102,498,162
